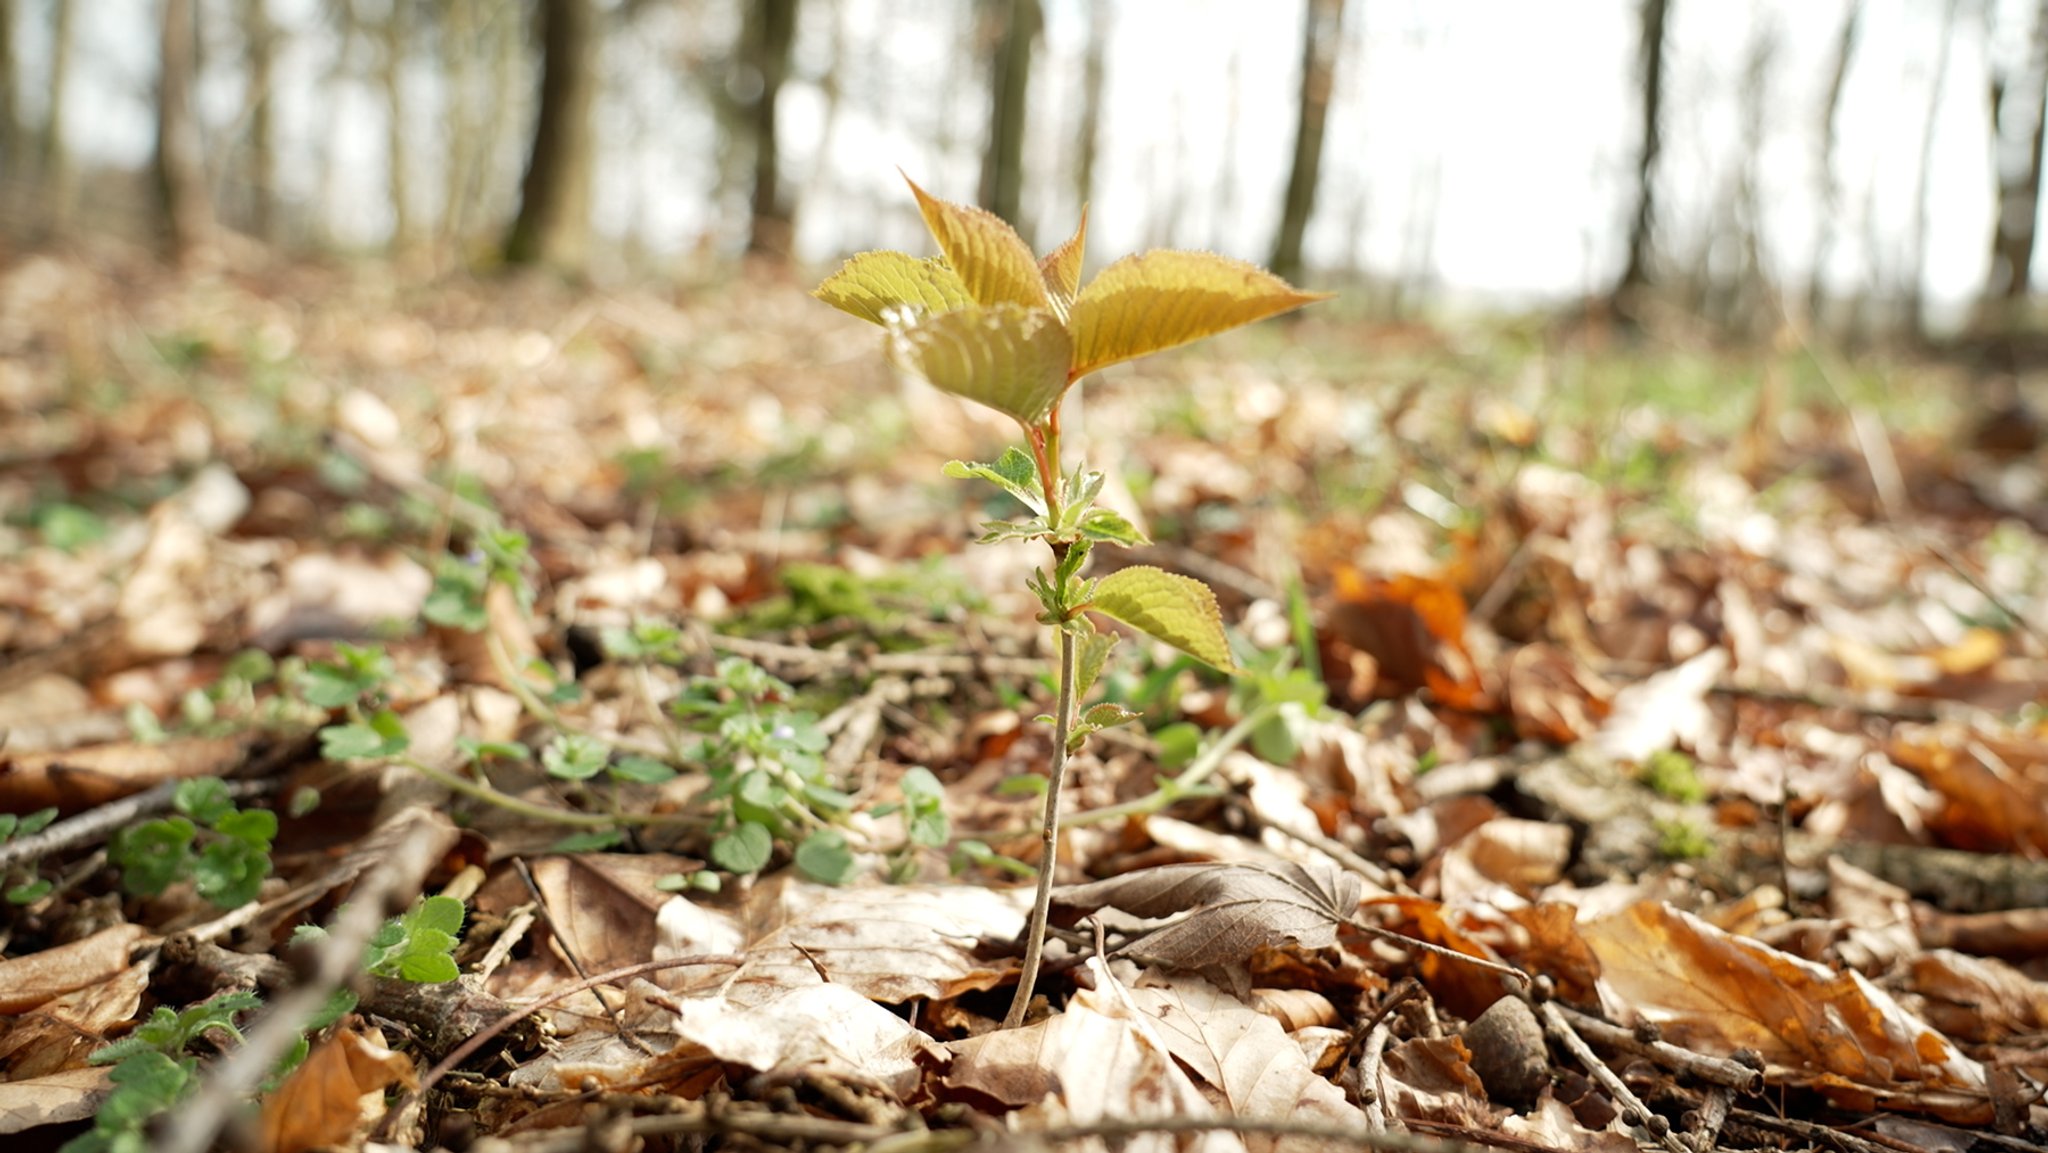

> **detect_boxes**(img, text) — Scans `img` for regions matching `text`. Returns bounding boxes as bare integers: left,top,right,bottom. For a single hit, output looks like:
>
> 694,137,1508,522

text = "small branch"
397,755,699,830
1003,625,1077,1030
0,777,273,870
1539,1000,1690,1153
1551,1004,1763,1093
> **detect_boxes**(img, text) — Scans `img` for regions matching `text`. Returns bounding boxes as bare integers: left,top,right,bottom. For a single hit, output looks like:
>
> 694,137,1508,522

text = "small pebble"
1462,996,1549,1109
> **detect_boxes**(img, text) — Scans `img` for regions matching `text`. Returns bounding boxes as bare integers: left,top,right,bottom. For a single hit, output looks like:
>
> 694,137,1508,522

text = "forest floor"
1,246,2046,1153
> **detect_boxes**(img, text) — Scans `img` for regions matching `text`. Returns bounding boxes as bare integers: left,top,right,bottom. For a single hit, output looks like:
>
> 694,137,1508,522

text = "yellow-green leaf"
888,304,1071,425
813,251,975,326
1067,250,1333,380
1038,206,1088,321
1088,566,1237,673
905,176,1050,313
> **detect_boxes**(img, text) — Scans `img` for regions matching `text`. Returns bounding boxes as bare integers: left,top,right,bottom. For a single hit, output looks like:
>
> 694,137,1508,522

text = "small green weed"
108,778,275,909
1640,749,1707,804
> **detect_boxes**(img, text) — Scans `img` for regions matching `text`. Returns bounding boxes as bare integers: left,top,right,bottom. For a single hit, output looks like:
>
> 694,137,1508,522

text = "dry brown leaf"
0,734,258,812
1586,647,1726,765
1324,568,1490,710
1904,950,2048,1043
1504,643,1612,744
673,980,941,1100
1124,976,1365,1151
1888,723,2048,854
656,874,1027,1005
1582,900,1989,1118
945,968,1240,1153
1499,1094,1641,1153
0,925,147,1014
0,1066,110,1134
258,1025,415,1153
1052,861,1362,981
1248,987,1338,1031
0,960,149,1077
1376,1035,1505,1127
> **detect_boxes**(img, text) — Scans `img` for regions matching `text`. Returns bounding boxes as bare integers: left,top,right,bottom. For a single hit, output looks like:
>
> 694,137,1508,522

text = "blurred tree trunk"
44,0,76,233
1908,0,1960,340
240,0,277,242
0,0,19,192
1983,0,2048,306
742,0,798,257
156,0,216,261
978,0,1040,234
375,0,413,249
1269,0,1344,283
1072,0,1108,218
1614,0,1670,312
440,0,478,246
1807,0,1860,328
504,0,596,269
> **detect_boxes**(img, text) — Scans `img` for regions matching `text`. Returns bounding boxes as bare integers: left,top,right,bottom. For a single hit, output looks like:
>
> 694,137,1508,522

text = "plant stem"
1003,623,1076,1029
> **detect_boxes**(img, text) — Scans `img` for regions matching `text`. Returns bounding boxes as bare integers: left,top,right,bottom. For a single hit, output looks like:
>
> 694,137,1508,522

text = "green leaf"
813,250,976,325
550,829,625,853
1154,721,1203,770
1075,628,1118,699
412,894,466,937
193,836,271,908
610,755,677,784
975,518,1054,545
173,778,235,826
541,733,611,781
1076,507,1150,547
1038,206,1088,320
1087,566,1238,672
1067,250,1332,381
110,818,197,897
422,560,489,632
942,446,1047,514
888,303,1071,425
7,879,52,904
397,949,461,984
318,710,410,761
794,829,858,885
904,176,1051,312
212,808,277,848
996,773,1048,797
711,821,774,874
36,502,108,552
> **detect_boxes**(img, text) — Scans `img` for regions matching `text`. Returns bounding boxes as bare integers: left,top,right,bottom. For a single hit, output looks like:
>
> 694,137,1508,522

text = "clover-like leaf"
813,250,976,326
905,175,1050,312
1088,565,1237,673
1068,250,1333,381
889,303,1071,424
1038,205,1088,320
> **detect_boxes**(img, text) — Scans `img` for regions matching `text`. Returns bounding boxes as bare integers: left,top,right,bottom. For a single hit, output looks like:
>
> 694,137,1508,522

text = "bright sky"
14,0,2012,323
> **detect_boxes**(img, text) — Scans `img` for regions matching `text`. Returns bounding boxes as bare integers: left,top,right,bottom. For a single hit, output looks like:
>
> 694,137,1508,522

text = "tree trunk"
1807,0,1861,327
156,0,216,261
375,0,413,249
1614,0,1671,310
1908,0,1960,340
503,0,597,269
43,0,76,234
1072,0,1108,218
1983,0,2048,305
1269,0,1344,283
0,0,20,193
240,0,277,242
743,0,799,257
978,0,1040,234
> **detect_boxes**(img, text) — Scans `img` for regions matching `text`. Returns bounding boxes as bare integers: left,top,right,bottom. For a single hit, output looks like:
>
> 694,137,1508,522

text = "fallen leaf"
258,1025,416,1153
1586,647,1727,764
673,980,941,1100
1376,1035,1505,1127
0,1066,111,1134
0,925,147,1014
0,961,149,1077
1052,861,1362,984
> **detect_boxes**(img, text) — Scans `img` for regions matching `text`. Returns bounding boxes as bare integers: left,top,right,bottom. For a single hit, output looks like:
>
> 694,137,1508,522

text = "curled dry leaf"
258,1025,415,1153
673,981,943,1101
0,925,147,1015
1376,1035,1506,1128
1904,949,2048,1043
1052,861,1363,979
0,961,149,1078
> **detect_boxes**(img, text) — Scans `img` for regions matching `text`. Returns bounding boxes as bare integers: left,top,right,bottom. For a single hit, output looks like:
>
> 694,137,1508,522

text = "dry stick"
1538,1000,1690,1153
0,776,273,870
1688,1085,1733,1153
1550,1004,1763,1093
1002,625,1077,1030
369,953,743,1143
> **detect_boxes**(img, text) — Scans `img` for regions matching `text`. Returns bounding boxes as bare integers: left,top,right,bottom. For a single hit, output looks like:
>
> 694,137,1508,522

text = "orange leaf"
904,175,1049,313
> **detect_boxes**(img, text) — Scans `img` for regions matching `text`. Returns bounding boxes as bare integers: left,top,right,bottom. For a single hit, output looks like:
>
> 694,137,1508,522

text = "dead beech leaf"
656,874,1028,1005
673,981,941,1100
1505,643,1612,744
1124,976,1365,1151
1904,950,2048,1043
0,925,146,1014
1376,1035,1506,1127
945,973,1238,1153
1248,986,1339,1032
1587,647,1727,764
1582,901,1987,1111
1499,1094,1640,1153
0,734,256,813
1888,724,2048,854
258,1025,415,1153
1052,861,1363,977
0,1066,111,1134
0,960,149,1077
1324,568,1490,710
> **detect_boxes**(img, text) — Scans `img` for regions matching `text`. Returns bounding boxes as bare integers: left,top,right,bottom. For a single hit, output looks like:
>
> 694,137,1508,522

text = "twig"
0,777,273,870
1538,1000,1689,1153
1262,812,1407,892
1003,625,1077,1030
1725,1108,1894,1153
1348,922,1530,988
1687,1085,1733,1153
1550,1004,1763,1093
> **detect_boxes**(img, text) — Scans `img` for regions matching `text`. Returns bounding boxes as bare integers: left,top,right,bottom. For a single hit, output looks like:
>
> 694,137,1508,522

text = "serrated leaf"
905,175,1050,312
1075,629,1118,698
1039,205,1088,319
1088,566,1237,672
813,250,976,325
889,303,1071,424
942,445,1046,514
1076,507,1150,547
1068,250,1333,380
1052,860,1363,970
975,519,1052,545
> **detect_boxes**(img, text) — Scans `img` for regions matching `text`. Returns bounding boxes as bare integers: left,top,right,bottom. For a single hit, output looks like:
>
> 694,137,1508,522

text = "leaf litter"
0,251,2045,1150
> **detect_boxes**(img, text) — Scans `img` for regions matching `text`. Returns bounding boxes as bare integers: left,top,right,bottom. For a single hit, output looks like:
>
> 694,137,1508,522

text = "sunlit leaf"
1076,507,1149,547
1088,565,1237,672
888,303,1071,424
905,176,1050,312
942,446,1047,514
813,250,975,326
1038,205,1088,320
1068,249,1332,380
1075,629,1118,699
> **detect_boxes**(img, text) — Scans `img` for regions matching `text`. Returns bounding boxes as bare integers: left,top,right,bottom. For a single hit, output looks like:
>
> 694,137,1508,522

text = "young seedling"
815,176,1327,1027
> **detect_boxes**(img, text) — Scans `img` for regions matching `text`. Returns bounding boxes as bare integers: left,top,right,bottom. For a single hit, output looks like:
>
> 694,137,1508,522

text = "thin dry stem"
1003,624,1077,1029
